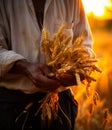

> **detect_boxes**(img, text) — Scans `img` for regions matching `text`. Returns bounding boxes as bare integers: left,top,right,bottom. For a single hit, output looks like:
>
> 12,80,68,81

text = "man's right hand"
10,60,60,92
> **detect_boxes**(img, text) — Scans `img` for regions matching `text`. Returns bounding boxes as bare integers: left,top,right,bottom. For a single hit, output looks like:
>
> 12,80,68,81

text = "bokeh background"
73,0,112,129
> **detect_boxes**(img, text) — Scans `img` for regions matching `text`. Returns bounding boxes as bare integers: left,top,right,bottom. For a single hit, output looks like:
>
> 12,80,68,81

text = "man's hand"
56,73,76,87
56,73,84,87
10,60,60,92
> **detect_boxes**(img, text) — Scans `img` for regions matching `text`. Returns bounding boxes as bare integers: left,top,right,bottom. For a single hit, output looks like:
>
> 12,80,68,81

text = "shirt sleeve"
0,11,25,77
73,0,95,57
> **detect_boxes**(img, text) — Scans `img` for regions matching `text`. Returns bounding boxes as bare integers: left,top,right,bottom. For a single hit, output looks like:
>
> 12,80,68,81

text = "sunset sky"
82,0,112,19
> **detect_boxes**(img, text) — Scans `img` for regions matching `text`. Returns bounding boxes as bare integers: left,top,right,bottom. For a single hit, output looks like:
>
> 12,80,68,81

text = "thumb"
47,72,56,79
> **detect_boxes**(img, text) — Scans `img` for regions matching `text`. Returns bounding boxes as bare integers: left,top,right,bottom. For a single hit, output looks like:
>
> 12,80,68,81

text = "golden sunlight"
82,0,111,19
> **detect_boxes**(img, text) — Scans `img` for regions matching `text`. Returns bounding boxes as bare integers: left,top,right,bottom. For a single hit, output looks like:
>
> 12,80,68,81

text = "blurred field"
73,19,112,130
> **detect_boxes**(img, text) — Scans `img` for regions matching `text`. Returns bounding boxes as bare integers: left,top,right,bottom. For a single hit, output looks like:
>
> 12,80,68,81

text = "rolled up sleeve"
0,50,25,77
0,11,25,77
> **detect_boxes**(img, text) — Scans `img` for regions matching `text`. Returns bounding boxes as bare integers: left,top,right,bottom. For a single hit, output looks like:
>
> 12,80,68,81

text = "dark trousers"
0,87,78,130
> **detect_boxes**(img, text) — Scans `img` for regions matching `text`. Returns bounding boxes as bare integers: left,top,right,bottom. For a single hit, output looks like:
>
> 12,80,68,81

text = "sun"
82,0,110,17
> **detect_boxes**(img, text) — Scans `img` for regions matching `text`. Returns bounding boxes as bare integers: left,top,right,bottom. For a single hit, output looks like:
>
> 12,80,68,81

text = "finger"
56,73,74,80
36,74,60,91
56,73,77,86
40,64,53,76
41,65,56,79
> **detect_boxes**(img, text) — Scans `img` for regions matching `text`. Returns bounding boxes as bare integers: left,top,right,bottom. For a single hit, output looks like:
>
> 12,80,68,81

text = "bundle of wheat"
38,23,102,124
41,24,101,83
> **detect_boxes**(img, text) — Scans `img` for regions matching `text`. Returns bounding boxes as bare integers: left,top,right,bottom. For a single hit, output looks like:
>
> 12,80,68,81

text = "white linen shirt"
0,0,93,94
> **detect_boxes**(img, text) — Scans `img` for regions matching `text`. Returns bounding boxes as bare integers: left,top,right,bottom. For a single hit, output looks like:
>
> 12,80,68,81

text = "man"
0,0,93,130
